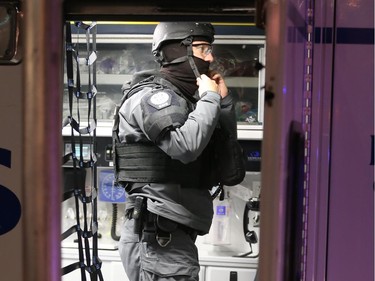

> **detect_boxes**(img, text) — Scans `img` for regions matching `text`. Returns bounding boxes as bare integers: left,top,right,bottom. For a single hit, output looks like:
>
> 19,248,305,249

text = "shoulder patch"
147,90,172,110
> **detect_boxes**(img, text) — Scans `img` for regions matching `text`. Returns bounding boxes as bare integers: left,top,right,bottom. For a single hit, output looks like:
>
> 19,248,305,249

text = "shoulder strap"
112,73,197,144
112,75,160,144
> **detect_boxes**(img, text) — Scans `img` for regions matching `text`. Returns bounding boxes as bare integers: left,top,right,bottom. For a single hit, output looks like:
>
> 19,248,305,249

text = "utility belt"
125,196,198,246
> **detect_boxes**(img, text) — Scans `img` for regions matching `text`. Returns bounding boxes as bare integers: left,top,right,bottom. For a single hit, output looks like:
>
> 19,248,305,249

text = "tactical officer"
114,22,237,281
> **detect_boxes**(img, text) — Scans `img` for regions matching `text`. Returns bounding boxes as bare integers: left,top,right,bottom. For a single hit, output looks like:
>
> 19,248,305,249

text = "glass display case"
61,23,264,275
62,23,265,140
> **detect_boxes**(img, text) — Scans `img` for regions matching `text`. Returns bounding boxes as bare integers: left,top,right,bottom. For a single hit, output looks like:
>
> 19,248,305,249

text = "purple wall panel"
327,1,374,280
336,0,374,27
327,41,374,280
307,0,335,280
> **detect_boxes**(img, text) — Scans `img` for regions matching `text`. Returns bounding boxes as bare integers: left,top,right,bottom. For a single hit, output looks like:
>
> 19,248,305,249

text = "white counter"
61,245,258,281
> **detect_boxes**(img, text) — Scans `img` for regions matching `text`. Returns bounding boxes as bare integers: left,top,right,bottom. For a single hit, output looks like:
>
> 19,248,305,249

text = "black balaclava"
159,42,210,97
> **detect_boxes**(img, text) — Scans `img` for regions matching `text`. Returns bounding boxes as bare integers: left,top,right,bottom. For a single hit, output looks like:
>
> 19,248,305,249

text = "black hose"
111,203,120,241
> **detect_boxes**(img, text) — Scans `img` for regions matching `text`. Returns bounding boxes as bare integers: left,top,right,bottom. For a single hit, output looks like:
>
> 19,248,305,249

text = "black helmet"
152,22,215,57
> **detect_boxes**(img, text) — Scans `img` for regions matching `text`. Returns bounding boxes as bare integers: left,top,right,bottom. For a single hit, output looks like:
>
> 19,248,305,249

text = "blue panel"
322,27,333,44
216,205,227,216
336,28,374,44
314,27,321,43
0,148,11,168
314,27,374,45
98,169,126,203
0,185,21,235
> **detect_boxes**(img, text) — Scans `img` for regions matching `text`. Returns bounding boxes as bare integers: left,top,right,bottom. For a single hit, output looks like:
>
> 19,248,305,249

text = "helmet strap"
158,37,201,78
186,47,201,78
181,37,201,78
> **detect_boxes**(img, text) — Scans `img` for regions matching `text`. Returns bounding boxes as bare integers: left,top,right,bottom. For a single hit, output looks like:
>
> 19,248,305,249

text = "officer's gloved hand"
196,74,219,98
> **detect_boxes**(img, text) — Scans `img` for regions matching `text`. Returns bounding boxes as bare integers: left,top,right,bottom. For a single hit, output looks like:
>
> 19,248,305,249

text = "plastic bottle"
207,197,231,245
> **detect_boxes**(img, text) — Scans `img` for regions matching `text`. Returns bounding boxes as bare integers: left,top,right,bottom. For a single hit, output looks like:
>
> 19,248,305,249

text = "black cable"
111,204,120,241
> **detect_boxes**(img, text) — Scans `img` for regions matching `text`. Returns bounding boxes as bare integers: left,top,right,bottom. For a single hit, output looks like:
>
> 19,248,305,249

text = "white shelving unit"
61,248,258,281
63,34,266,140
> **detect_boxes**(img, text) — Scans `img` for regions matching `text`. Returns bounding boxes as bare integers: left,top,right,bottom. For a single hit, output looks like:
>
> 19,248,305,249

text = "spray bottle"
206,187,231,245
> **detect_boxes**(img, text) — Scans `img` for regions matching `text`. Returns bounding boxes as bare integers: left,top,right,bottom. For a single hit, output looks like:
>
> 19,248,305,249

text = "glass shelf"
63,30,265,139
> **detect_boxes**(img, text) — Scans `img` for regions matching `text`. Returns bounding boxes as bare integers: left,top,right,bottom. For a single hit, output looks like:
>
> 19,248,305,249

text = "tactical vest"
112,75,220,189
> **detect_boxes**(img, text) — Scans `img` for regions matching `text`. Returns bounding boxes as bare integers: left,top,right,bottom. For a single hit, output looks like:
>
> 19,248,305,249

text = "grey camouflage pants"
119,218,200,281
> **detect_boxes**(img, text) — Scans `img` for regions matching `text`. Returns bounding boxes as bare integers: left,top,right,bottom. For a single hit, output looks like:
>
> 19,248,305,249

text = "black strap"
159,37,201,78
182,37,201,78
62,21,103,281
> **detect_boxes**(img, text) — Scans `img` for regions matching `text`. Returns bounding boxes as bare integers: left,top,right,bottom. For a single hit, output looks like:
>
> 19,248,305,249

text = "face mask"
193,56,210,76
159,42,211,97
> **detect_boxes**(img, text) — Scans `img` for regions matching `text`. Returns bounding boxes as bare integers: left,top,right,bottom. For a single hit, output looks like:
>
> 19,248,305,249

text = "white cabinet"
61,248,258,281
199,254,258,281
205,266,257,281
199,266,206,281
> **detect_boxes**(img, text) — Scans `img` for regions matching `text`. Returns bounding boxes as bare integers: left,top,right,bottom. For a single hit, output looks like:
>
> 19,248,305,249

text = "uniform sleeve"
118,87,152,143
158,91,221,164
119,88,223,164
